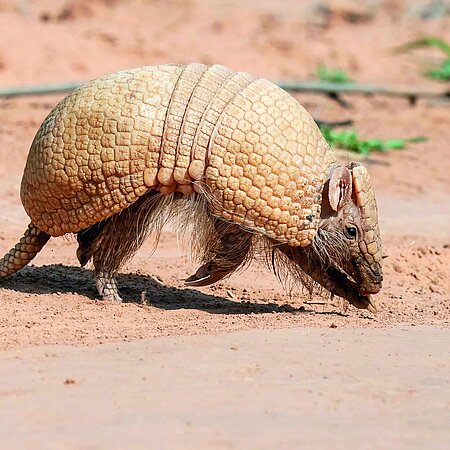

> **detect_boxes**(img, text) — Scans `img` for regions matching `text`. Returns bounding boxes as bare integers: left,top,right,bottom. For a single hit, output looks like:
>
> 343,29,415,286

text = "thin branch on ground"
0,80,449,106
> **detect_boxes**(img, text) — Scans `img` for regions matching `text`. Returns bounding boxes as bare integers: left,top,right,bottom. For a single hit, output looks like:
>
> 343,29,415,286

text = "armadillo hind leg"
76,221,106,267
0,223,50,278
185,221,253,287
77,223,122,301
95,271,122,303
81,190,164,302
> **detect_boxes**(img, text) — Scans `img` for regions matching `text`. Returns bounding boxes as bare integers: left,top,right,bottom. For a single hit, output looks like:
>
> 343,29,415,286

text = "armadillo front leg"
0,223,50,277
95,271,122,303
185,221,253,287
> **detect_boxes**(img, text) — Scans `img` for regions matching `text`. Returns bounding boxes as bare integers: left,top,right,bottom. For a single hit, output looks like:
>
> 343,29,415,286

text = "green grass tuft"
316,65,352,83
426,59,450,80
319,126,427,156
393,37,450,81
393,37,450,58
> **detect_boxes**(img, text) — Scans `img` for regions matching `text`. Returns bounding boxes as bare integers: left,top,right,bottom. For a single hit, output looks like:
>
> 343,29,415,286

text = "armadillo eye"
345,226,358,240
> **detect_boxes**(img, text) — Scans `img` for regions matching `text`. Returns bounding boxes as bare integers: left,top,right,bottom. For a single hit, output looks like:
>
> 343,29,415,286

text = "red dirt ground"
0,0,449,448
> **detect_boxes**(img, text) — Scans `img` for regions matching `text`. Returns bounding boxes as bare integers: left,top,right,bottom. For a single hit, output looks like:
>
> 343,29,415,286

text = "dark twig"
314,119,353,128
277,80,450,105
0,80,449,105
0,81,85,98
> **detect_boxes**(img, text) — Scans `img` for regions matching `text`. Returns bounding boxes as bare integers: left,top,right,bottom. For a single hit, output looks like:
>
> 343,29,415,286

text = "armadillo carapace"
1,63,383,311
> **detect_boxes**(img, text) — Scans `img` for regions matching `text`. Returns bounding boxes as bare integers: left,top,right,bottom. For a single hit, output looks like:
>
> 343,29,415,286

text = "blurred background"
0,0,449,84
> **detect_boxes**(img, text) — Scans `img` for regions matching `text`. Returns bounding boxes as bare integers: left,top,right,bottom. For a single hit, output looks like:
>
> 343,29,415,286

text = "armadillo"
0,63,383,311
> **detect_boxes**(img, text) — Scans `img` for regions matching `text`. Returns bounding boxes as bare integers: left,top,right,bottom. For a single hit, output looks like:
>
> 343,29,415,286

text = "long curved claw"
185,261,231,287
365,297,378,313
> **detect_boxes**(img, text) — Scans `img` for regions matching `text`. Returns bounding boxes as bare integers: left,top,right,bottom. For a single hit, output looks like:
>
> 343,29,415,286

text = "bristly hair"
77,188,256,278
76,185,349,305
257,228,350,303
259,238,324,298
310,228,350,271
77,190,176,273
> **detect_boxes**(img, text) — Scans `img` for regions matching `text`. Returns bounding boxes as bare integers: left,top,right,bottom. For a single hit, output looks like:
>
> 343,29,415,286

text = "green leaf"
316,65,352,83
394,37,450,58
319,125,427,156
393,37,450,81
364,139,384,150
426,59,450,81
383,139,406,149
407,136,428,143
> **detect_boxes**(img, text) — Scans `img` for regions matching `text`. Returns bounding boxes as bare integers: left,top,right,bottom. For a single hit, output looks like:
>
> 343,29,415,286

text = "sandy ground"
1,327,449,449
0,0,449,447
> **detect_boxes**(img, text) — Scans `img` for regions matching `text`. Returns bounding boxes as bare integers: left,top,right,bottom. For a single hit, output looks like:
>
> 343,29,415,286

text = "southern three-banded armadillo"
0,63,383,311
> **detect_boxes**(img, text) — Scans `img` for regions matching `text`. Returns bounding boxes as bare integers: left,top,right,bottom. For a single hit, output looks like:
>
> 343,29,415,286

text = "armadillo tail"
0,223,50,278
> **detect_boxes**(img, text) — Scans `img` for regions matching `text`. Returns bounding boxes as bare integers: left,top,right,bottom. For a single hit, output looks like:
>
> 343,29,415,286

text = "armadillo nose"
362,271,383,295
361,284,382,295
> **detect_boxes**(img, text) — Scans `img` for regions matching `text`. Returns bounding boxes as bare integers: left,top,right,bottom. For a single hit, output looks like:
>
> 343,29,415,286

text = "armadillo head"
312,161,383,309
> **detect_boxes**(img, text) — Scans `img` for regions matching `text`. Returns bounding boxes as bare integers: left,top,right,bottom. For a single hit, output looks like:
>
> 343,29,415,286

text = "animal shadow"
0,264,311,315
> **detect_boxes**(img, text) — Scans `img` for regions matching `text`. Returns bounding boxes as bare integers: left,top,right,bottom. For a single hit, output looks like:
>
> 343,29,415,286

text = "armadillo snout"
359,270,383,295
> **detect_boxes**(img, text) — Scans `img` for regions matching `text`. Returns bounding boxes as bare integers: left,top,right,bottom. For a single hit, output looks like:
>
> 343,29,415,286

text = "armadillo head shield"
279,161,383,312
316,161,383,310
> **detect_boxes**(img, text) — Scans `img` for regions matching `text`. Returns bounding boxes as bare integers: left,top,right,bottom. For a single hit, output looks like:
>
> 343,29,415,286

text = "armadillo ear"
328,165,352,211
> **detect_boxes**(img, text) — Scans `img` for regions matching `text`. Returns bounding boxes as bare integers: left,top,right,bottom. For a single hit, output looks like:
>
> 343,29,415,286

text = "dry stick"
0,81,85,98
277,81,450,106
314,119,353,128
1,80,449,105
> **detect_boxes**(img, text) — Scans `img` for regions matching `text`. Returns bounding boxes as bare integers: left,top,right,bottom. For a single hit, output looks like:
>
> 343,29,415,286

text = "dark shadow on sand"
0,264,329,315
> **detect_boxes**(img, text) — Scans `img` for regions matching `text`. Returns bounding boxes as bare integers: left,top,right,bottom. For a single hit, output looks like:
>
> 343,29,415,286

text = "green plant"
427,59,450,80
393,37,450,81
319,126,427,156
316,65,352,83
393,37,450,58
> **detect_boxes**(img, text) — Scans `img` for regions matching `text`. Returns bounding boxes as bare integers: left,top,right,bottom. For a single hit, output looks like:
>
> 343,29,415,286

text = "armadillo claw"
350,293,378,313
185,261,231,287
365,296,378,314
185,263,212,286
366,303,377,314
